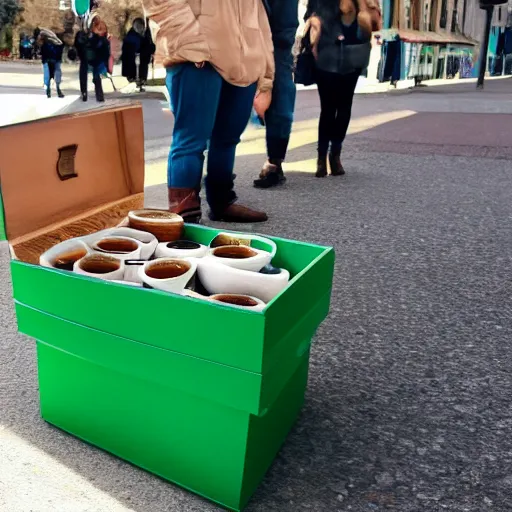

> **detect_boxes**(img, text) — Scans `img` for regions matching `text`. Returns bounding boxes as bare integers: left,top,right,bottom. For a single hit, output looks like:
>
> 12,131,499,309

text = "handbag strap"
300,26,313,53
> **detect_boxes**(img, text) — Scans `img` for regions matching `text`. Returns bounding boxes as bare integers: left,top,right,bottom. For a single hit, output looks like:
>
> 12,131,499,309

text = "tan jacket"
144,0,275,91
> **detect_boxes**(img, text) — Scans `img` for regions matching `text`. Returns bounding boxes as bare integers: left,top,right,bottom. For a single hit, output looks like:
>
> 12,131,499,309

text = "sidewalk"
0,65,129,93
146,64,512,94
3,59,511,96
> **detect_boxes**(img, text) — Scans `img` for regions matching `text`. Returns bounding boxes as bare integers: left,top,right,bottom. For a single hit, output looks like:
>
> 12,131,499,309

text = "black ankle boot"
316,157,328,178
329,152,345,176
57,86,64,98
46,86,51,98
93,77,104,102
253,159,286,189
82,92,88,102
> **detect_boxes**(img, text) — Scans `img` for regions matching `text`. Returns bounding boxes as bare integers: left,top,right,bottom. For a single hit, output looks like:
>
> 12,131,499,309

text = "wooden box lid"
0,104,145,261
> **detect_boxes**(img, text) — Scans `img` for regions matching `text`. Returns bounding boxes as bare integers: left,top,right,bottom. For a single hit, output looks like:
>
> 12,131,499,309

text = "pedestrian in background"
121,18,144,84
38,29,65,99
121,18,155,92
253,0,299,189
143,0,274,223
305,0,381,177
19,34,34,60
73,15,110,102
138,20,156,92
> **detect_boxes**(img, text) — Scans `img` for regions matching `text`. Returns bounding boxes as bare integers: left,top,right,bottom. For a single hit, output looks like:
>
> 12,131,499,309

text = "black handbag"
294,28,316,86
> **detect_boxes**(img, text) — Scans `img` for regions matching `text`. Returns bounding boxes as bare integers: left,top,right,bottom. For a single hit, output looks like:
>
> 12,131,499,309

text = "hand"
253,90,272,119
195,62,205,69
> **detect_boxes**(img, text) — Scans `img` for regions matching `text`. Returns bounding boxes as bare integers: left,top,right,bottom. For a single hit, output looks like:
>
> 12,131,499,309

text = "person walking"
305,0,381,177
39,29,65,98
73,16,110,102
138,20,156,92
143,0,274,223
253,0,299,189
121,18,144,83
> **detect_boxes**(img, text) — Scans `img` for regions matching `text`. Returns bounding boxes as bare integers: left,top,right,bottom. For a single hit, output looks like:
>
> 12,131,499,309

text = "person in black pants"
39,30,65,98
74,16,110,102
253,0,299,189
315,70,359,175
121,19,143,83
138,21,156,92
306,0,381,177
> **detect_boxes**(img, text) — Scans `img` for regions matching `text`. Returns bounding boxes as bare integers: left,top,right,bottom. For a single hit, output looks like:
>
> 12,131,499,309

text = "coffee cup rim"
211,245,258,258
50,243,89,265
78,254,122,274
165,240,202,249
210,294,261,307
143,257,194,280
129,210,184,224
93,235,141,248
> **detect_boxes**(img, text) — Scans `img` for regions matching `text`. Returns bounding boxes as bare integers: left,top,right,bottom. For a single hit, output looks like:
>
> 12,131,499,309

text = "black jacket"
315,19,371,75
74,30,110,68
41,42,63,64
121,28,142,79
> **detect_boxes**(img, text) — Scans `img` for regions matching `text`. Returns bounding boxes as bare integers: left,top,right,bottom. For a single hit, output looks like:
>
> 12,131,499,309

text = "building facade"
297,0,512,83
376,0,512,82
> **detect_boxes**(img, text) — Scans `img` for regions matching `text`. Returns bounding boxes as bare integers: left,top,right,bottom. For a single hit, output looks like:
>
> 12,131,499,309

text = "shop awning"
383,29,477,46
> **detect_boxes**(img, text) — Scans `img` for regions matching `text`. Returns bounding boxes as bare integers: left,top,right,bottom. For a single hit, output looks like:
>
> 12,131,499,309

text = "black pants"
316,69,359,158
79,60,104,99
139,57,151,84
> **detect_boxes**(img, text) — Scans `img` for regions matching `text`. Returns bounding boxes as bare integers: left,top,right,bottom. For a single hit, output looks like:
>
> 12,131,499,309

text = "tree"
0,0,22,32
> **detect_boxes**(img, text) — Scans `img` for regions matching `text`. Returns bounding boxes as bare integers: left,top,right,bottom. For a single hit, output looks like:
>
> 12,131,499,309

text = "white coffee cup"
139,257,197,294
40,239,91,271
91,236,142,261
206,245,272,272
209,294,266,311
73,254,125,281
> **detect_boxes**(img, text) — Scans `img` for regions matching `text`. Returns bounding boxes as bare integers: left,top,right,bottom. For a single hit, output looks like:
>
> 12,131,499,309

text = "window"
410,0,421,30
404,0,411,29
451,0,459,32
430,0,439,31
440,0,448,29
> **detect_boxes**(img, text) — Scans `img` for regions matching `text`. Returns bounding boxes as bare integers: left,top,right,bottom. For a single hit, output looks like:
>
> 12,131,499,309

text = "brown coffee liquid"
213,246,257,259
96,238,138,254
54,248,88,271
146,261,189,279
80,257,120,274
214,295,258,307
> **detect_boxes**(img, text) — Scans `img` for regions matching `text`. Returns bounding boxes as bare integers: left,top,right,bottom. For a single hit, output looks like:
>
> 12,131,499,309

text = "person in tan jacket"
143,0,275,223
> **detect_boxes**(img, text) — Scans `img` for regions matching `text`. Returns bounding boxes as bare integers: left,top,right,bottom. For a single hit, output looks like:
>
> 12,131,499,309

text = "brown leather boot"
209,203,268,223
316,157,328,178
329,152,346,176
168,187,202,223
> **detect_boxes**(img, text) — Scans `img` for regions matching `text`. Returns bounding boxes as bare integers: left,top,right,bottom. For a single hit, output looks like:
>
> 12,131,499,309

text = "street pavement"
1,67,512,511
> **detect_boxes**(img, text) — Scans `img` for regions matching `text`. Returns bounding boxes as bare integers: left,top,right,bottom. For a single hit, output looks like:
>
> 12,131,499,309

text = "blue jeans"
265,0,299,160
43,61,62,87
166,64,257,212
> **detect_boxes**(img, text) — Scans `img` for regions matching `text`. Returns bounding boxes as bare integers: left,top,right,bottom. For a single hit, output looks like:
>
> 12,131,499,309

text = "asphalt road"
1,75,512,512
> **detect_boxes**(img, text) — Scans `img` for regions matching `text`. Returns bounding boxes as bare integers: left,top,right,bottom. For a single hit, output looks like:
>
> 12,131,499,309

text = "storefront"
375,28,477,84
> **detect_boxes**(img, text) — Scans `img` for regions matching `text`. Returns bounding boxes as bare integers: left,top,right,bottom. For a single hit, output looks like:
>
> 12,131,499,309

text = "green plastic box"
0,105,335,511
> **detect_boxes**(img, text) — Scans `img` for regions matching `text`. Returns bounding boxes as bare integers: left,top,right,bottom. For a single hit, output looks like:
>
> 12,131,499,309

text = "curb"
111,90,167,101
